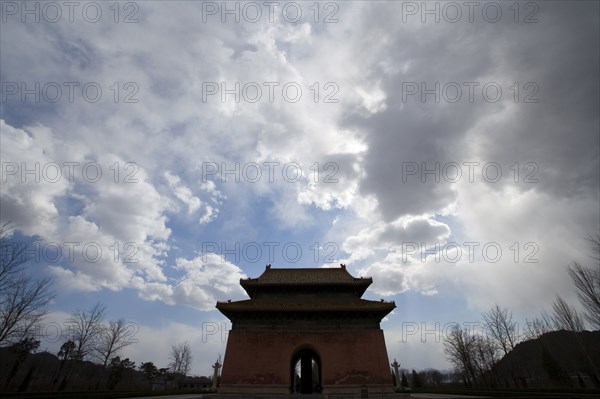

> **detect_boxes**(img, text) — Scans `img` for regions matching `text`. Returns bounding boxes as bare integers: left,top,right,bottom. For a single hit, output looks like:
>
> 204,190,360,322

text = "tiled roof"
241,265,371,285
216,298,395,313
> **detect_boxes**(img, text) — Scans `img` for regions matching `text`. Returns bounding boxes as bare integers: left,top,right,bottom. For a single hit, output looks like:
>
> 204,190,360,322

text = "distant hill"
491,330,600,388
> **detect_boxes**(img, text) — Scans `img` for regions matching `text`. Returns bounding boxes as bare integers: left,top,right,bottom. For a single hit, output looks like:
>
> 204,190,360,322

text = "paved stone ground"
122,394,412,399
410,394,489,398
120,395,204,399
122,394,491,399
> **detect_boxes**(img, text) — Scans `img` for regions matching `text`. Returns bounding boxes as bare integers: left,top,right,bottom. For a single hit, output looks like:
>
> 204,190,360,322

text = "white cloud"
165,171,202,214
1,120,172,294
47,266,100,292
342,215,451,264
172,254,247,311
0,120,72,238
199,205,218,225
359,253,441,297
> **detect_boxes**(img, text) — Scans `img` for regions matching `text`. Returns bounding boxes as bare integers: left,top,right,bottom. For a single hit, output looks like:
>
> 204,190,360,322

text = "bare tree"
443,323,500,388
524,311,554,340
567,234,600,329
0,223,24,290
470,335,499,387
482,304,519,356
443,325,477,387
64,302,106,360
524,296,585,337
551,295,585,331
94,319,137,366
169,341,192,376
0,224,54,345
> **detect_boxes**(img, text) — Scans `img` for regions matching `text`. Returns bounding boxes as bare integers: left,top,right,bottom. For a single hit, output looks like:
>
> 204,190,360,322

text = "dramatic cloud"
1,0,598,373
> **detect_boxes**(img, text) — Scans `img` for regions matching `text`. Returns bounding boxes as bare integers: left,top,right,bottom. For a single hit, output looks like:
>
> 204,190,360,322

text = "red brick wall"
220,329,393,390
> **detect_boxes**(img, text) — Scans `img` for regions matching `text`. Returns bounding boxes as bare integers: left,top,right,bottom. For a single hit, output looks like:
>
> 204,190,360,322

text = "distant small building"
216,264,400,397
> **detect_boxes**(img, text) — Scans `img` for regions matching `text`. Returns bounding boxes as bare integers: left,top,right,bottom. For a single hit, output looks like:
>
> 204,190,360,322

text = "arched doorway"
290,347,321,394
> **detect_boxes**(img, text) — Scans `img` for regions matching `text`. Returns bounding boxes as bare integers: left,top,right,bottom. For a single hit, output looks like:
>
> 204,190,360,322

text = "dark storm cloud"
342,1,599,222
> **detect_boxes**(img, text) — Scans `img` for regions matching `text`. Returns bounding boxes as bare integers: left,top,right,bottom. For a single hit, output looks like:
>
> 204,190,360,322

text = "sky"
1,0,599,376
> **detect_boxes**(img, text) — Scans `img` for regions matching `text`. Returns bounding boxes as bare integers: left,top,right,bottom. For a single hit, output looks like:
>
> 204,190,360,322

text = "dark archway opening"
290,348,321,394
